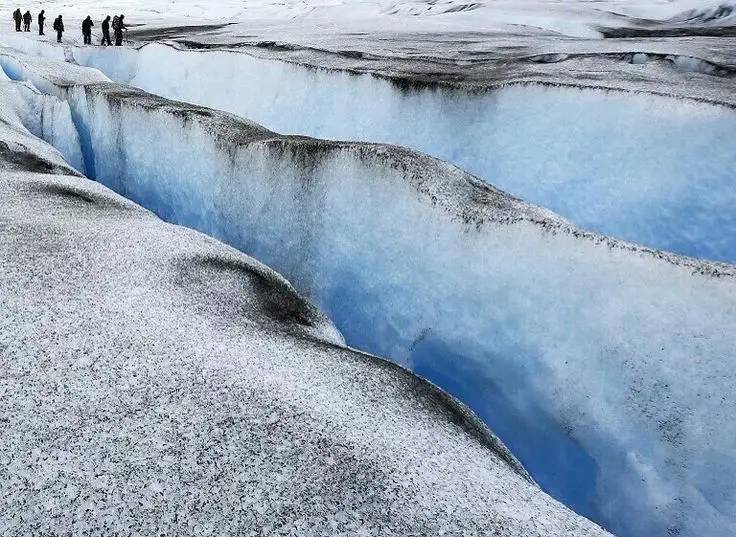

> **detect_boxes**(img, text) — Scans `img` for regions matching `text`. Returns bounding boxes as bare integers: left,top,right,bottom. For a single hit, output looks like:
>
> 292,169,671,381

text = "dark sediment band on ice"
599,25,736,38
74,81,736,277
95,23,736,109
5,28,736,107
164,39,736,108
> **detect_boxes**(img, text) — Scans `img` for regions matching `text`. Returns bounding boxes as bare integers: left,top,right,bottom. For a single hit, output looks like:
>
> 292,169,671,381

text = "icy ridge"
0,71,84,173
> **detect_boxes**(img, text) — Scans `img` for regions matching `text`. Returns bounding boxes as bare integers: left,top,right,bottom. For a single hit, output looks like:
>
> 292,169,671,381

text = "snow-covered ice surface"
0,78,616,536
1,1,735,536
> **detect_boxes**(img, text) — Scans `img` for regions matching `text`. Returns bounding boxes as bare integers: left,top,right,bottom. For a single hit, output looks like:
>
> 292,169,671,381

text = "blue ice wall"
62,43,736,264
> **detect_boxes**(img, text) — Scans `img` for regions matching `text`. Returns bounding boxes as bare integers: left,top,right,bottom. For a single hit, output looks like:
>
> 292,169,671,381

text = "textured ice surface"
0,49,732,537
0,102,610,536
5,39,736,264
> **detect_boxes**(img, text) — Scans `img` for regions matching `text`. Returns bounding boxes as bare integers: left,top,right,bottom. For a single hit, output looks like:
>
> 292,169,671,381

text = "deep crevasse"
73,83,736,537
1,46,735,537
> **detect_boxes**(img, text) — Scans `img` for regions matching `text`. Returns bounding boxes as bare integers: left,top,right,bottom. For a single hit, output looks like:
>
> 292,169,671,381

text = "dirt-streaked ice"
0,72,614,536
0,48,733,537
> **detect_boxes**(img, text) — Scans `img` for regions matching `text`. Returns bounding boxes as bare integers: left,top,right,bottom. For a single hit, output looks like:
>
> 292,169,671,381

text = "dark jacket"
53,17,63,32
38,12,45,25
102,18,110,32
82,18,93,34
23,11,32,24
13,10,22,22
113,16,125,32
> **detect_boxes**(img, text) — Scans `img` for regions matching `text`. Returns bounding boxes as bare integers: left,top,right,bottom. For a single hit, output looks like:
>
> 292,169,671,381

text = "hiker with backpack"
22,10,31,32
112,14,126,46
12,9,22,32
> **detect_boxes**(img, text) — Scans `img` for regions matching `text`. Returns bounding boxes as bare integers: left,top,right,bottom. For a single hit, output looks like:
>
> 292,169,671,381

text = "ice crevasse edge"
5,37,736,264
0,46,734,537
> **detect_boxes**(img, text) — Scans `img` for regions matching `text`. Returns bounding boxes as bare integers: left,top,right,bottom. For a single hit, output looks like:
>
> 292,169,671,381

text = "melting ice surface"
1,45,736,537
12,40,736,263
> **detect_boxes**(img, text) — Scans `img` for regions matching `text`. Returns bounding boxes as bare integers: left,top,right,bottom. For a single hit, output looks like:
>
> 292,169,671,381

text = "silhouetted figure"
52,15,64,43
82,15,93,45
38,10,45,35
113,14,125,46
101,15,111,46
22,10,31,32
13,9,22,32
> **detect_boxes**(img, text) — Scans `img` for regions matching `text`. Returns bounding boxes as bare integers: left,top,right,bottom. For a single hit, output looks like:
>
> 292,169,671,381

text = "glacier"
0,47,733,537
0,81,614,536
3,38,736,264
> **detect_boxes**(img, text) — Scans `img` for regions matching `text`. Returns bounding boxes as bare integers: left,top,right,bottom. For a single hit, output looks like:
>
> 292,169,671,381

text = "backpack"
112,16,120,30
52,18,59,31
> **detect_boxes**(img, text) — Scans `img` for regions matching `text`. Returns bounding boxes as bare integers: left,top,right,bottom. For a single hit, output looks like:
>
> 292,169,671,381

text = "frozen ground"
1,1,735,536
0,72,613,536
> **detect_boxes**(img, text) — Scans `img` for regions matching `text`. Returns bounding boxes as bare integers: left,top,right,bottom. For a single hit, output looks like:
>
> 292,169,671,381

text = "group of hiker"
12,8,32,32
12,9,127,46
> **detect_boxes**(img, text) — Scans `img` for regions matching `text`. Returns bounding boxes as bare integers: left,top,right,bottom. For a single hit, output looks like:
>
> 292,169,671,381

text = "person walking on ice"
13,9,22,32
112,14,126,46
52,15,64,43
22,10,31,32
82,15,93,45
101,15,112,46
38,10,45,35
